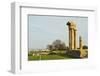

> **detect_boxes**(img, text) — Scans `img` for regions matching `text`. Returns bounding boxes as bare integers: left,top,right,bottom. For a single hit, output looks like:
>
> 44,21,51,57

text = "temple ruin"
67,21,87,58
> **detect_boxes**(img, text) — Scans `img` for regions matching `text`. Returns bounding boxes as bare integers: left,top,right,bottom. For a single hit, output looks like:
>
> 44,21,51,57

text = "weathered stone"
66,20,88,58
67,21,77,50
66,50,81,58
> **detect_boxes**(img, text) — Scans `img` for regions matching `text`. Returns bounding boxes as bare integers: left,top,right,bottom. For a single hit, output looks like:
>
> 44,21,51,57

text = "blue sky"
28,15,88,50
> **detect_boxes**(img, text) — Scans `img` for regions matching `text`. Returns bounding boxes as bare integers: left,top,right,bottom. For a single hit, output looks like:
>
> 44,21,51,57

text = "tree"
47,44,54,51
83,45,88,49
61,42,67,50
47,39,67,51
66,46,69,50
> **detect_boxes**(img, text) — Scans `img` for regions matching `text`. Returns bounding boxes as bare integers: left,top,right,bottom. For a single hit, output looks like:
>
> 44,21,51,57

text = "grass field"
28,54,75,61
28,49,85,61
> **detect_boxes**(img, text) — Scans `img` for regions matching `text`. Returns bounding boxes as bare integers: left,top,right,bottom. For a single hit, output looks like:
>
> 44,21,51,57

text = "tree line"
46,39,88,51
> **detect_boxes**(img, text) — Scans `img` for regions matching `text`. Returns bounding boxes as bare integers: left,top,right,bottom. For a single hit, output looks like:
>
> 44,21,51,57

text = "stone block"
66,50,88,58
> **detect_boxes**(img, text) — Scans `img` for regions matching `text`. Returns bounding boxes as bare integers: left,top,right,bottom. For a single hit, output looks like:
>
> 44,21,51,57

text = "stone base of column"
66,50,88,58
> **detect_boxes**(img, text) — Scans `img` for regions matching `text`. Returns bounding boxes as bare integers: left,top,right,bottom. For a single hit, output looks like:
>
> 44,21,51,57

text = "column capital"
74,28,77,31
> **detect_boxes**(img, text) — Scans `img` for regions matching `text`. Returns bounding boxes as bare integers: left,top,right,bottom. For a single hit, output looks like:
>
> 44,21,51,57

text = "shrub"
28,53,32,56
48,52,56,55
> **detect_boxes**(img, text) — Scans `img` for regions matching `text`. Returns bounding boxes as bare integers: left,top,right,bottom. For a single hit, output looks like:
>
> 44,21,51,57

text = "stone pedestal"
66,50,87,58
66,50,80,58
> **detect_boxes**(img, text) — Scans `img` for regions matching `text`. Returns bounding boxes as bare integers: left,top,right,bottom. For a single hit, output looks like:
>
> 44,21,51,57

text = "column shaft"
69,29,71,50
69,29,74,50
79,36,82,50
74,30,77,50
72,29,74,50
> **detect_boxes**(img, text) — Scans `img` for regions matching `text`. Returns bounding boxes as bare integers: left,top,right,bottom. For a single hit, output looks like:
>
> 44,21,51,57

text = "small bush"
48,52,56,55
28,53,32,56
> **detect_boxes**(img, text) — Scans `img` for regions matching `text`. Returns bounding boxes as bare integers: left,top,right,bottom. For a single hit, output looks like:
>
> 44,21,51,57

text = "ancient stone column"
71,29,74,49
79,36,83,50
74,29,77,50
69,28,72,49
67,21,76,50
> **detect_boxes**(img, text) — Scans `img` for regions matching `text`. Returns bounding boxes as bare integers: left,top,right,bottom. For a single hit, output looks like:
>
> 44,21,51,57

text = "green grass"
28,55,40,60
28,50,83,61
28,54,73,61
41,55,65,60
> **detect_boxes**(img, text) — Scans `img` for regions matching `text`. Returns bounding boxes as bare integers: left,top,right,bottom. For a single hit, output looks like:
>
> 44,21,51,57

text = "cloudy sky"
28,15,88,50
